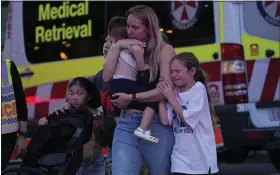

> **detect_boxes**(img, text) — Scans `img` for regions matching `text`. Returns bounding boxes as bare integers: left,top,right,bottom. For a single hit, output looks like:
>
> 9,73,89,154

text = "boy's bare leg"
139,107,155,130
134,107,159,143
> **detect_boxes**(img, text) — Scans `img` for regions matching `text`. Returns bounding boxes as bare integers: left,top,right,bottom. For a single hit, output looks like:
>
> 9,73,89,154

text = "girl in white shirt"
157,52,219,175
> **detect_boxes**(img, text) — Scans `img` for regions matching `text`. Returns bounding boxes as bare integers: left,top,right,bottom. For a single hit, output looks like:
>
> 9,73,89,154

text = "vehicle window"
106,1,215,47
243,2,280,42
23,1,216,64
23,2,105,64
1,2,9,51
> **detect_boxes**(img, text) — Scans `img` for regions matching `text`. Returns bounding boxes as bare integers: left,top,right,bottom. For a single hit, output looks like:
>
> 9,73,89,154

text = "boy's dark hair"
108,16,127,39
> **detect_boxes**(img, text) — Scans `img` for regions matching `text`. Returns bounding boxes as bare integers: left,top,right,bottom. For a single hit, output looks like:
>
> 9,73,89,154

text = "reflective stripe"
1,93,15,103
215,125,224,148
175,44,221,62
2,86,14,94
1,59,19,134
219,2,224,42
248,60,269,102
1,60,10,87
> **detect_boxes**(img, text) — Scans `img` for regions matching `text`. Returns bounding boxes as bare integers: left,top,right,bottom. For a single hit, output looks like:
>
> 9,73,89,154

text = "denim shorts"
112,111,175,175
76,151,105,175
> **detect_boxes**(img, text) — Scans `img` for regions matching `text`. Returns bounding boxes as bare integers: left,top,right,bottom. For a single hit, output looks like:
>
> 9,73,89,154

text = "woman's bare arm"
136,44,176,102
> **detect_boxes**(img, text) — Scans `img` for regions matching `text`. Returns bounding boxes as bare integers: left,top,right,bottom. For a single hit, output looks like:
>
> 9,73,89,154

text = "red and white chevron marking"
24,59,280,119
25,80,70,119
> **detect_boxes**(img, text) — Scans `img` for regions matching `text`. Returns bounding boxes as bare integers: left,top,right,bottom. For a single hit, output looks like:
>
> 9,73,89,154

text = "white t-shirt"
166,82,219,174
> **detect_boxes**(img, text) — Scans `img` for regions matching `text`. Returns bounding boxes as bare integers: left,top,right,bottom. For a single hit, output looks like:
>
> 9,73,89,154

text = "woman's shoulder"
160,43,175,52
159,43,176,61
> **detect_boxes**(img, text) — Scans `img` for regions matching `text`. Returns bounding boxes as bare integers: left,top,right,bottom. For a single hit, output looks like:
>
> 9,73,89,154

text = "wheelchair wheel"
1,167,45,175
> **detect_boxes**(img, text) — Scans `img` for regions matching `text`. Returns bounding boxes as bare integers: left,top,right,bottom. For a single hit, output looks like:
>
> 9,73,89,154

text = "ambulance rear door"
240,1,280,128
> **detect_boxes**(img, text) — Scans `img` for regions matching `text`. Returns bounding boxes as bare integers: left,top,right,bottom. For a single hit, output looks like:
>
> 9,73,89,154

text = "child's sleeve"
182,86,207,129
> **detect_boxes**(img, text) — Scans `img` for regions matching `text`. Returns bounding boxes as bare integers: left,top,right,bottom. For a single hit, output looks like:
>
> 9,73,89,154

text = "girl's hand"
116,39,146,50
38,117,48,125
158,81,176,101
111,93,132,109
54,102,72,115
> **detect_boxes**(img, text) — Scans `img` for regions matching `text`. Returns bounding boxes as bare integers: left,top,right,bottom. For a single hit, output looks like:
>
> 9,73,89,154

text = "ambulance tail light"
221,43,243,60
221,43,248,104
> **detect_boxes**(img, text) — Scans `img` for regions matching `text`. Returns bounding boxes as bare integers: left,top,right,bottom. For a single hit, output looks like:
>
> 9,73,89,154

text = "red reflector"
221,43,244,60
224,95,248,104
222,73,247,85
222,73,248,104
26,96,41,103
26,96,62,104
248,132,265,140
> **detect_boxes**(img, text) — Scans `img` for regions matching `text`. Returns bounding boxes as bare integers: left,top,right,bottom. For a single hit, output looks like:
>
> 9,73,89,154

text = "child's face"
67,85,89,109
170,60,196,87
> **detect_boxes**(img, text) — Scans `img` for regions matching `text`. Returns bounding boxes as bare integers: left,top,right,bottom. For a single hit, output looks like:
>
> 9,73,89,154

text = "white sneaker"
134,127,159,144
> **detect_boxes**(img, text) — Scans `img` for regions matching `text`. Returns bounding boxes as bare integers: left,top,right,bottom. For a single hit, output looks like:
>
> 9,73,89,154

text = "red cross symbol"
173,1,196,21
265,1,280,17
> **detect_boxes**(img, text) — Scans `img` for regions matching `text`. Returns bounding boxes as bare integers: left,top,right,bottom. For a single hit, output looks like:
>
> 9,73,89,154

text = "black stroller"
2,108,93,175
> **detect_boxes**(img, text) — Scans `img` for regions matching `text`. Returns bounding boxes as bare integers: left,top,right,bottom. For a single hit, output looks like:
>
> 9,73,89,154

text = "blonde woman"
103,5,176,175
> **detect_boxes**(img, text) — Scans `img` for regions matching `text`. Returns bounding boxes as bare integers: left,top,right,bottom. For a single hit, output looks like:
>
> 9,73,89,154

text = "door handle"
19,68,34,77
212,52,219,60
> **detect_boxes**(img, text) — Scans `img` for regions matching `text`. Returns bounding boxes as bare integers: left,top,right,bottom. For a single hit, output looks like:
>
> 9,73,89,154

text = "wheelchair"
2,109,91,175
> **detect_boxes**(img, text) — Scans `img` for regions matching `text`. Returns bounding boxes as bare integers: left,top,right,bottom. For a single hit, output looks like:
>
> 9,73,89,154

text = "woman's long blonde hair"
126,5,164,82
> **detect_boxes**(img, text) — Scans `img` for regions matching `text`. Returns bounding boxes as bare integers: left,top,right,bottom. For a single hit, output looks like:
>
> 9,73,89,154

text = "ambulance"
2,1,280,171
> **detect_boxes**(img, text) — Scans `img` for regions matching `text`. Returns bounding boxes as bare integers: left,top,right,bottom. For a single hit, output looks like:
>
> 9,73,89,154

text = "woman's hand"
131,45,145,58
158,81,176,101
116,39,146,50
156,78,164,89
38,117,48,125
132,45,145,70
111,93,132,109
